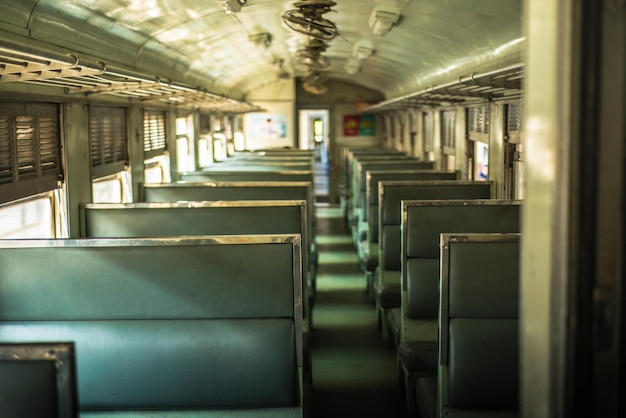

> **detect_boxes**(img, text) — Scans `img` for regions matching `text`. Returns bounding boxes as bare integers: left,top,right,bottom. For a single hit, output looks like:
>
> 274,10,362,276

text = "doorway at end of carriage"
299,109,330,201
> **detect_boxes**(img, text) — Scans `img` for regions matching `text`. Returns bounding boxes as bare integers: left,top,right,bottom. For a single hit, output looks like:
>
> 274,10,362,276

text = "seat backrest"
378,182,493,271
364,171,458,241
0,236,302,411
438,233,520,415
140,181,314,242
402,201,521,323
354,161,434,211
80,200,310,289
181,170,313,183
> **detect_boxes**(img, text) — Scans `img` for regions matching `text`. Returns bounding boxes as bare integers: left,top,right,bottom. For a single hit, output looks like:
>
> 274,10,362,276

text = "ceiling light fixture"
369,9,399,36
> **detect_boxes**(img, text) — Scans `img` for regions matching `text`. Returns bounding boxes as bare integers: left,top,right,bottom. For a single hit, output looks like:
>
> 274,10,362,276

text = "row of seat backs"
353,160,433,214
211,153,313,160
343,151,409,205
203,162,313,171
341,148,405,193
216,154,313,162
437,233,520,415
181,170,313,183
0,236,303,412
402,200,521,322
379,182,494,272
351,154,418,191
340,148,408,219
364,172,459,241
204,152,313,168
139,180,315,239
232,149,314,158
365,170,459,219
80,200,309,285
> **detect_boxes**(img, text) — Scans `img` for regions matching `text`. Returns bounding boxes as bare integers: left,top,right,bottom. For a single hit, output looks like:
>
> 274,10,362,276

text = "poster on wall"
343,114,376,136
249,113,287,139
358,114,376,135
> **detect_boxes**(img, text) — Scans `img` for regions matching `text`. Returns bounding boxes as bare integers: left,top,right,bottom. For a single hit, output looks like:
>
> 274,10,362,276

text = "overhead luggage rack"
0,40,261,114
361,63,523,113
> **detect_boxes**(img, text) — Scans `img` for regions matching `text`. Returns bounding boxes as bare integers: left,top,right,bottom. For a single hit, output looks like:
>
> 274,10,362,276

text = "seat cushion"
448,319,518,410
375,281,401,309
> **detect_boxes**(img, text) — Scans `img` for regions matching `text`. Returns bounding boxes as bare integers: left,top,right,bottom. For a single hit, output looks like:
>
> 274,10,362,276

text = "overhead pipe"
0,39,105,74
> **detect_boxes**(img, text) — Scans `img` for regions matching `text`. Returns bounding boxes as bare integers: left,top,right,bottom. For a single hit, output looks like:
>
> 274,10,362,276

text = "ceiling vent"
369,9,399,36
220,0,247,14
352,40,375,60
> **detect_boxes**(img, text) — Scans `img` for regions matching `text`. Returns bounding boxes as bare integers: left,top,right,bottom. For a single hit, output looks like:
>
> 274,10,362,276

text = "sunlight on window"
0,197,54,238
176,117,188,135
145,155,171,183
234,131,245,151
176,116,195,173
177,136,191,173
198,136,214,167
213,133,227,161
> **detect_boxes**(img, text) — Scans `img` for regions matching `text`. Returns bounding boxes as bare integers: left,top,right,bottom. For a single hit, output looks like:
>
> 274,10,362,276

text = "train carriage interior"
0,1,625,417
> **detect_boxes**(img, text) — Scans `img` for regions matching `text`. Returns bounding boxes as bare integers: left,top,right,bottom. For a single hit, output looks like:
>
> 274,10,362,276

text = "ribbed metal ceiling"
0,0,523,104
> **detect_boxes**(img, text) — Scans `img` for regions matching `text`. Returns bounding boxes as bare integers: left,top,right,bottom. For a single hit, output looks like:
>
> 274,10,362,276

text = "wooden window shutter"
143,110,167,159
89,106,128,178
0,102,61,204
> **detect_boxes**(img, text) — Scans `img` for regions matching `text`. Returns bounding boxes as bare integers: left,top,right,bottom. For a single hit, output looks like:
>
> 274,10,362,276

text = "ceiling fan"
302,70,329,95
282,1,339,41
296,39,331,71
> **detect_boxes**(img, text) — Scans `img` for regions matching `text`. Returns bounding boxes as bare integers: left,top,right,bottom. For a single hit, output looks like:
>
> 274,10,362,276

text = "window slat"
89,106,128,179
144,110,167,158
442,110,456,151
468,105,490,143
0,102,61,204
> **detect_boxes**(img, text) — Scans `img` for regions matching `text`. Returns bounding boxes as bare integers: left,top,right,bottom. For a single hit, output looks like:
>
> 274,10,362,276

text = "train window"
144,110,167,159
467,105,491,181
234,131,245,151
234,115,245,151
441,110,456,171
505,102,524,198
89,106,128,179
176,115,195,173
422,112,434,160
467,106,490,143
92,172,131,203
213,132,227,162
475,142,489,181
144,110,170,183
144,155,171,184
0,194,55,238
224,116,235,157
197,134,214,167
441,110,456,150
0,102,62,205
506,102,523,144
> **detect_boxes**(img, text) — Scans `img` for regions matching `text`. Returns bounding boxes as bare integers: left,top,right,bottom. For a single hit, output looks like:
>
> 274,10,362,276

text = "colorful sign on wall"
343,114,376,136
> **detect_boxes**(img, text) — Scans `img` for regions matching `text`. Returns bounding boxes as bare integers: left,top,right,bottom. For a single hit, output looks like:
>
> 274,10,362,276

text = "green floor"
311,205,407,417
